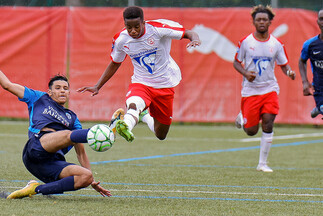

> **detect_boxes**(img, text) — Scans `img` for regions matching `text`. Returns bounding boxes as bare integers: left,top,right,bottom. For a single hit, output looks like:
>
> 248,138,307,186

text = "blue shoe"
116,120,134,142
311,107,320,118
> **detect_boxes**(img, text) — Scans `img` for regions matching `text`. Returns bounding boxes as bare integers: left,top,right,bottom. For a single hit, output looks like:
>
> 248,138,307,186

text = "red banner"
0,7,320,124
0,7,68,118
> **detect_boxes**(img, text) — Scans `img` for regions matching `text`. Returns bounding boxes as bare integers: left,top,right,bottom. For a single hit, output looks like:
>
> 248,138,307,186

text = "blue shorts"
22,131,75,183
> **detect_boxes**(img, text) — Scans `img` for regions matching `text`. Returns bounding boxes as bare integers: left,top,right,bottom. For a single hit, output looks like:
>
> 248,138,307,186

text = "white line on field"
2,186,323,197
107,189,323,197
127,132,323,143
0,132,323,142
240,132,323,142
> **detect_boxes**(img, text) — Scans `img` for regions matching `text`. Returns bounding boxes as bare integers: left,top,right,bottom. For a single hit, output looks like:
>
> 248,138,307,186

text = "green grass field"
1,120,323,215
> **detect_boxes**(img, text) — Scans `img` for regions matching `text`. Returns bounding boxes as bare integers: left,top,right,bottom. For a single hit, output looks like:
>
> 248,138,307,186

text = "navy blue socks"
35,176,75,195
70,129,89,143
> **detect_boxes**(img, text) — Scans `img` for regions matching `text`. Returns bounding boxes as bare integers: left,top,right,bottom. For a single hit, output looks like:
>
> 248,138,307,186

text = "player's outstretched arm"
183,30,201,48
0,70,25,98
74,143,112,197
77,62,122,96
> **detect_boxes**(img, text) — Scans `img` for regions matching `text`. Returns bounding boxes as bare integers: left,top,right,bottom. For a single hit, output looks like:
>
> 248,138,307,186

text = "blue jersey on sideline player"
299,9,323,118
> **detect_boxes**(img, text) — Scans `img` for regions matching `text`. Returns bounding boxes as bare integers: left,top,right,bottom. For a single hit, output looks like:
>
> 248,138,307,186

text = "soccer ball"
87,124,115,152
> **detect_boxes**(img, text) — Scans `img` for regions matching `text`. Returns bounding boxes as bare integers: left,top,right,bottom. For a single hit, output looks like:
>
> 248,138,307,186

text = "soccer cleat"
256,164,273,173
116,120,134,142
139,109,149,123
109,108,125,135
7,180,39,199
235,112,244,129
311,107,320,118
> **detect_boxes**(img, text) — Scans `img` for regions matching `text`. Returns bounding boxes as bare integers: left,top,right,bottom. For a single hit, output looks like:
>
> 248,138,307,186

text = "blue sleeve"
73,117,82,130
301,40,310,61
301,36,317,61
18,87,46,108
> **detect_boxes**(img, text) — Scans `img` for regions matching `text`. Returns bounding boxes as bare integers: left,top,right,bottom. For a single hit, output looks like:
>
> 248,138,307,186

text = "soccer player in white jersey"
78,6,201,142
233,5,295,172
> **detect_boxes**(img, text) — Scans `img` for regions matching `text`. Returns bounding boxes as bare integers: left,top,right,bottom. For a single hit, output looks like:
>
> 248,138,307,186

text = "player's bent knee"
75,170,93,189
246,131,257,136
155,132,167,140
244,126,258,136
126,96,146,112
244,128,257,136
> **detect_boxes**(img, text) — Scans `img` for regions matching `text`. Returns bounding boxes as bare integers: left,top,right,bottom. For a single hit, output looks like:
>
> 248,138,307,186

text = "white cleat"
257,164,273,173
235,112,244,129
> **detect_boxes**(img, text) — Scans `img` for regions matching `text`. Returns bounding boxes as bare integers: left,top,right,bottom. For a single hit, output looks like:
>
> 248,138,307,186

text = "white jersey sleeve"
110,30,128,63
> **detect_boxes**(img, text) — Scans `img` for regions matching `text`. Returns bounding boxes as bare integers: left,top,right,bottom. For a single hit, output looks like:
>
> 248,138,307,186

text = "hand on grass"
91,181,112,197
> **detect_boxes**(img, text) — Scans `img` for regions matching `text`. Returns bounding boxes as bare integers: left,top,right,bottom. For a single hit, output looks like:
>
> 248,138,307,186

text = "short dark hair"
251,5,275,21
48,75,69,89
123,6,144,21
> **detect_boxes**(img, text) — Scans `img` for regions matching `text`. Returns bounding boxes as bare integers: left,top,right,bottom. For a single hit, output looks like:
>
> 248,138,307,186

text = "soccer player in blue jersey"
299,9,323,118
0,70,111,199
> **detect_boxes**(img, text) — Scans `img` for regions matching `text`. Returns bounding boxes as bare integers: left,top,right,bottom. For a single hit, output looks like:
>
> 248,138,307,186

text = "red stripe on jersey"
272,35,289,65
146,21,185,32
112,29,125,44
234,35,249,62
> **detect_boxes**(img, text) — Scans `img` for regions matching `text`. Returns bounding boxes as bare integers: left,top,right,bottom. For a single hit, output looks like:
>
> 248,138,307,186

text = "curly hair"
251,5,275,21
123,6,144,21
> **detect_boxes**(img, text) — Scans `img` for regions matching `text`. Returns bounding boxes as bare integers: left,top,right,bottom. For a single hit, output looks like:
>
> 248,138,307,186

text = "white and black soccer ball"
87,124,115,152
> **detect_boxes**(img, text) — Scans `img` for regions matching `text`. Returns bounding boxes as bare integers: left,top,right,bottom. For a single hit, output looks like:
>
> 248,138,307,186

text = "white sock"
124,113,137,131
142,113,155,133
259,131,273,165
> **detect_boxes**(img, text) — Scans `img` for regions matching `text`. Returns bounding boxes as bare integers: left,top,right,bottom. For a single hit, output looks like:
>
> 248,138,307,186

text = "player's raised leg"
39,129,90,153
115,96,146,142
